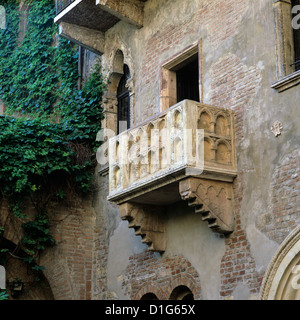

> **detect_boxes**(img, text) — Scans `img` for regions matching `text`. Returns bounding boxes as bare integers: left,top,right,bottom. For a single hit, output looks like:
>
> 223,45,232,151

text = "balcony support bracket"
58,22,105,55
119,202,167,253
96,0,144,28
179,177,235,235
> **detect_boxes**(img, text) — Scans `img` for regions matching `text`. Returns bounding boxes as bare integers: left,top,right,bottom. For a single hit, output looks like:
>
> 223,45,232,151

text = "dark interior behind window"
176,56,199,102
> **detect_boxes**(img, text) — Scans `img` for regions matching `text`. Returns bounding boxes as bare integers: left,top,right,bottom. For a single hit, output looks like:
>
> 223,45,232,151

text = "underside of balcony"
55,0,147,31
54,0,147,54
55,0,120,32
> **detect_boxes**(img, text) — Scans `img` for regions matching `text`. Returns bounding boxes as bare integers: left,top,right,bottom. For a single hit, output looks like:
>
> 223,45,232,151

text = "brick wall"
198,0,250,47
220,173,264,297
140,12,198,119
205,34,263,299
0,194,97,300
122,252,202,300
41,195,96,300
261,149,300,244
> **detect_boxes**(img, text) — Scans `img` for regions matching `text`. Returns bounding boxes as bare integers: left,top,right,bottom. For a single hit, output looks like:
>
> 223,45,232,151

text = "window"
160,44,201,111
272,0,300,92
117,64,130,134
78,46,100,89
292,0,300,71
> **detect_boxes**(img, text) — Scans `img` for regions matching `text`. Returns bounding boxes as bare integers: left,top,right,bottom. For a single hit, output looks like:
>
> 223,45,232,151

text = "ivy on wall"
0,0,105,285
0,0,58,115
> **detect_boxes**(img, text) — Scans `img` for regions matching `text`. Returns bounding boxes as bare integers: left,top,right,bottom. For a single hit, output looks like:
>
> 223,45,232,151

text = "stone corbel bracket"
179,177,234,234
119,202,167,252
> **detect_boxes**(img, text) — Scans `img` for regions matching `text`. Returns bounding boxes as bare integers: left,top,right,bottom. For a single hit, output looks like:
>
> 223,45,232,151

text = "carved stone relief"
261,225,300,300
179,177,234,234
271,120,283,137
102,35,136,132
119,202,167,252
108,101,236,252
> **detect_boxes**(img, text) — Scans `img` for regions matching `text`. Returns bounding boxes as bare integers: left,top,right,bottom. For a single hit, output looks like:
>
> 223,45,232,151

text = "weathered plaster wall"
2,0,298,300
164,202,226,300
99,0,299,300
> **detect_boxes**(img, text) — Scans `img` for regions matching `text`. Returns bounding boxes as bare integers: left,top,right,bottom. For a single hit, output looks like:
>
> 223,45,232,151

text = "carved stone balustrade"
107,99,237,252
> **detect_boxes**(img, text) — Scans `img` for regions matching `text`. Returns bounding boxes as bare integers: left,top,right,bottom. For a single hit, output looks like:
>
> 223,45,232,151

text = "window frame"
117,64,131,134
160,42,202,111
272,0,300,92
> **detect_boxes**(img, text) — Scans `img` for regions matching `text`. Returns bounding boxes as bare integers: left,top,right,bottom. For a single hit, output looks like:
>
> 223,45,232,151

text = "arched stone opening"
102,48,135,136
260,226,300,300
169,285,194,300
140,292,159,300
134,282,164,300
117,64,131,133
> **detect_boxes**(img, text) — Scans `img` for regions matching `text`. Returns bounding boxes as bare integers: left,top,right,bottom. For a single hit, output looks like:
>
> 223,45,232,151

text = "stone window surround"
160,41,203,111
272,0,300,92
98,48,135,176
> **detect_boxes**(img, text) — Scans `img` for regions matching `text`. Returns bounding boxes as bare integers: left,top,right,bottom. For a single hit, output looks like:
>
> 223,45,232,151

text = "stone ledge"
58,22,105,54
271,70,300,92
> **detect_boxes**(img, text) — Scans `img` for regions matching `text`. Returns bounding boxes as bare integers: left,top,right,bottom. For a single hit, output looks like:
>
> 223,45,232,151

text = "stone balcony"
107,100,237,252
108,100,236,204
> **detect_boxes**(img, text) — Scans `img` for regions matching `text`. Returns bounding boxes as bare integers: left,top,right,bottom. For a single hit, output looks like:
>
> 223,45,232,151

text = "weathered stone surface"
59,22,105,54
108,100,236,204
54,0,120,32
3,0,299,300
119,202,166,252
96,0,144,28
179,177,235,234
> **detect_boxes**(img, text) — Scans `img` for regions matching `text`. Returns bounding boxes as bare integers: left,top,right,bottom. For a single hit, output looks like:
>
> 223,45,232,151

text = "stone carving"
108,100,236,202
260,225,300,300
119,202,166,252
271,120,283,137
179,177,234,234
108,100,236,250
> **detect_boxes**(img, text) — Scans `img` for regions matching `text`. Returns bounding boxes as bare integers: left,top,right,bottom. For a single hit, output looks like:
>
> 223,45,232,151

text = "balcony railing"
56,0,75,15
107,100,236,204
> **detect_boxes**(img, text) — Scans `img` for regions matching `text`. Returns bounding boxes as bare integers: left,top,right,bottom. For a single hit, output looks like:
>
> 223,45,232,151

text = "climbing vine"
0,0,105,283
0,0,58,115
